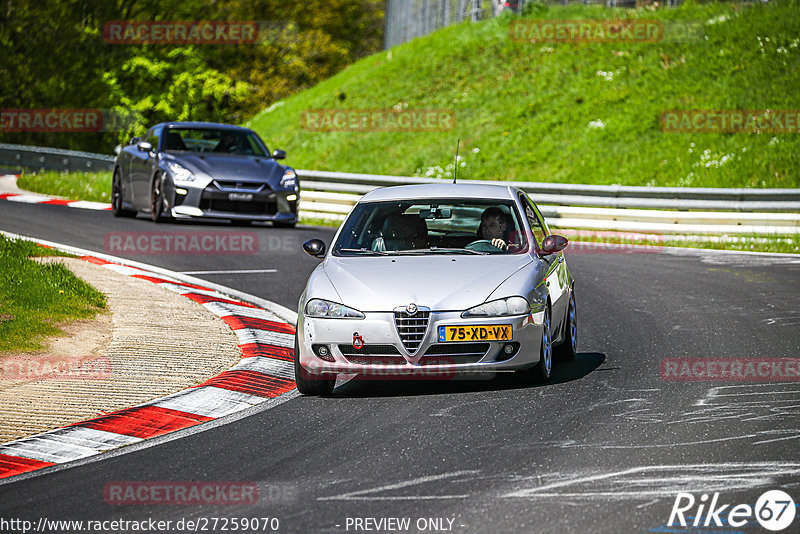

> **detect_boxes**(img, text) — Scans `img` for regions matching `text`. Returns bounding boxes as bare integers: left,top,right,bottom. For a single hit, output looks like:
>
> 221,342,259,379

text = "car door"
520,193,568,332
130,126,161,208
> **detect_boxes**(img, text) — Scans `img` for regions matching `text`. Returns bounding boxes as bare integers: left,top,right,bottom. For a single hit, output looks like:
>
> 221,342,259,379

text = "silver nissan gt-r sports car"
112,121,299,226
295,183,577,395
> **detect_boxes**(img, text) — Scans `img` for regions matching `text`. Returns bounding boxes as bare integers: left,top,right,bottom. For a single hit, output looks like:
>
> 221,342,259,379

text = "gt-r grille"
199,198,278,214
419,343,489,365
394,310,430,355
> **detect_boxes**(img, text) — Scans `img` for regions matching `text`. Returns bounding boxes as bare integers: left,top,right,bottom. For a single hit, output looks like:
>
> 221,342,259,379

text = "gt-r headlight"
280,169,298,189
305,299,364,319
167,162,196,186
461,296,529,318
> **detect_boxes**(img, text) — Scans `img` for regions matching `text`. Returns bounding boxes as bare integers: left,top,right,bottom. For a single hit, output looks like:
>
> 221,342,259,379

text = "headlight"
167,162,196,185
280,169,297,189
461,296,529,318
305,298,364,319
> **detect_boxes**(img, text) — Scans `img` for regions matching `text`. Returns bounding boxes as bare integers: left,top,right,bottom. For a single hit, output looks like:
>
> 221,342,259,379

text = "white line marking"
319,470,479,501
150,386,269,419
231,357,294,379
179,269,278,275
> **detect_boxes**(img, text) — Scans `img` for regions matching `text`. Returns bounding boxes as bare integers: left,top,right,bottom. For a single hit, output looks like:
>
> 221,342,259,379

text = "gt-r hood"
323,254,533,312
163,153,285,183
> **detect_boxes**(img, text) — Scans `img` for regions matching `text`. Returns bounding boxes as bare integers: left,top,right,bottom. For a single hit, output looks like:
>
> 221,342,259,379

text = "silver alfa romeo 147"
295,183,577,395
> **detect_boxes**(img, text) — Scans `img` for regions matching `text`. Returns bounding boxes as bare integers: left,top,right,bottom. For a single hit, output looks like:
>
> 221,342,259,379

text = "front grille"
338,344,400,356
212,180,265,193
199,198,277,214
344,355,407,366
394,310,430,354
419,343,489,365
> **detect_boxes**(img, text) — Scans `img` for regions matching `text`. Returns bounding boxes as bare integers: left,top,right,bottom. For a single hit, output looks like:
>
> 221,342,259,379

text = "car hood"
322,254,533,312
163,153,285,182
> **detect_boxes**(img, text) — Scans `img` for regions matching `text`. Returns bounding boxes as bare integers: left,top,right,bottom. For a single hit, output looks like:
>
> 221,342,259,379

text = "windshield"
333,199,528,256
162,127,270,157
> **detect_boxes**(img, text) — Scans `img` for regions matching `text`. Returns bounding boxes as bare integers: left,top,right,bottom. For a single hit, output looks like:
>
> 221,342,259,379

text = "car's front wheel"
112,168,136,218
554,289,577,361
517,306,552,383
294,334,335,395
150,174,170,223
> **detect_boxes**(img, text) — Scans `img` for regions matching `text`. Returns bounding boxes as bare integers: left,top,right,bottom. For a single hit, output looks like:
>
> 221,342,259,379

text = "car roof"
359,183,520,203
154,121,253,132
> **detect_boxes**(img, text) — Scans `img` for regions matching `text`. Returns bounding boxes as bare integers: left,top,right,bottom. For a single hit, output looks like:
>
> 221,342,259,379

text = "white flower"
539,46,554,53
460,161,466,167
777,47,788,54
588,119,606,129
769,137,779,145
705,14,730,25
472,147,480,153
596,70,616,81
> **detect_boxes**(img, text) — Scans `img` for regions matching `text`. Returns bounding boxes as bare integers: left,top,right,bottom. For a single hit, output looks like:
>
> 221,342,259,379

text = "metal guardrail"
0,142,114,172
1,142,798,234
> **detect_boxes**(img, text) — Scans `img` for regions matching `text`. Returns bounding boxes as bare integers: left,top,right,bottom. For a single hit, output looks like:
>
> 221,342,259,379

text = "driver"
214,132,238,153
479,207,509,250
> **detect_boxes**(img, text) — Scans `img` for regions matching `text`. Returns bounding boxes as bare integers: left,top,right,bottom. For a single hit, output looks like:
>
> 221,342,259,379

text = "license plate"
438,325,512,342
228,192,253,201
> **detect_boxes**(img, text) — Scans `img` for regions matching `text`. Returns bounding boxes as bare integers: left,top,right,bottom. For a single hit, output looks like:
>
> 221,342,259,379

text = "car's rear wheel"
150,174,170,223
294,334,335,395
555,289,577,361
112,168,135,218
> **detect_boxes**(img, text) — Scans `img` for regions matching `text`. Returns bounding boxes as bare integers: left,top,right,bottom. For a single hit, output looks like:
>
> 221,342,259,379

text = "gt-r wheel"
555,289,577,361
294,334,335,395
111,168,135,218
150,173,170,223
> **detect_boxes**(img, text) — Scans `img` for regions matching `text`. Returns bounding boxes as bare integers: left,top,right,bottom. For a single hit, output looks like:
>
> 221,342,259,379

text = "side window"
520,194,547,249
147,126,162,150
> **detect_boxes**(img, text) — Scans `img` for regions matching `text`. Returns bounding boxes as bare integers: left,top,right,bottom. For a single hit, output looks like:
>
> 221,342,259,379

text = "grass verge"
0,236,107,353
17,170,112,203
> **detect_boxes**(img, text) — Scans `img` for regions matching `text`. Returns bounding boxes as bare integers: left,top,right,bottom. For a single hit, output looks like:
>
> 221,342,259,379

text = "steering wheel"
465,239,503,253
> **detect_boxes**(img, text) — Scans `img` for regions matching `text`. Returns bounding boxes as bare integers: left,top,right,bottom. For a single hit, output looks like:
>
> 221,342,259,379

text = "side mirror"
539,234,568,256
272,149,286,160
303,238,326,258
137,141,153,154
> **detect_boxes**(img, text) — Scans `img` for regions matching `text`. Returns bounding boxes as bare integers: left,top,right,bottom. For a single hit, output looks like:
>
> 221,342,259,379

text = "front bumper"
298,310,545,376
166,180,298,222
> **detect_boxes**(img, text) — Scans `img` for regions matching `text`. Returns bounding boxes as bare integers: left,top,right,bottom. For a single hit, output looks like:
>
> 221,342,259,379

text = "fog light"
503,344,515,354
286,194,297,201
175,188,188,195
317,346,329,357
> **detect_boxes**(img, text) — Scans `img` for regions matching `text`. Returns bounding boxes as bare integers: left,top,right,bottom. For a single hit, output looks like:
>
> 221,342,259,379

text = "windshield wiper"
339,248,394,255
424,247,488,255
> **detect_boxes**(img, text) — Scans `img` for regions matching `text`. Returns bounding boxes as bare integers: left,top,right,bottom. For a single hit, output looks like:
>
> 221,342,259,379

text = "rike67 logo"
669,490,796,531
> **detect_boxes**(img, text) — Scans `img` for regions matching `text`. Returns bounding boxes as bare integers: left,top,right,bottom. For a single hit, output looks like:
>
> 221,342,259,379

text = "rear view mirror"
539,234,568,256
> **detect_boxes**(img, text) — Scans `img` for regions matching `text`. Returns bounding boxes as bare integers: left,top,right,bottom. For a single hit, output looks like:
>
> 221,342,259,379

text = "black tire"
294,334,335,395
516,306,552,383
554,289,577,361
111,168,136,218
150,173,166,222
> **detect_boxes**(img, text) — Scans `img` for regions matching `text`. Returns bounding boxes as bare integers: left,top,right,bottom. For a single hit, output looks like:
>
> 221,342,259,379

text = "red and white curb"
0,175,112,211
0,245,297,480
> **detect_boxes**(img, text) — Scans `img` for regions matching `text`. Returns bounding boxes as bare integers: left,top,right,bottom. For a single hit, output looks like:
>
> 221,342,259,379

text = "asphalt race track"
2,200,800,533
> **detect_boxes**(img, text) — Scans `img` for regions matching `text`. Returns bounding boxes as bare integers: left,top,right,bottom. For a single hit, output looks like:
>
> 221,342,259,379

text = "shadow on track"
327,352,606,398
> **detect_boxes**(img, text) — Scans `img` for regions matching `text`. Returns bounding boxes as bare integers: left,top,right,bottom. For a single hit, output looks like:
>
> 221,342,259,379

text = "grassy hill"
247,0,800,188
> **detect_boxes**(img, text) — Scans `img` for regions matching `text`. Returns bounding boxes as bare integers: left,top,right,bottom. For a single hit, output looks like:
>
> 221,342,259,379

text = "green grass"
17,170,112,203
247,0,800,188
0,236,107,353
